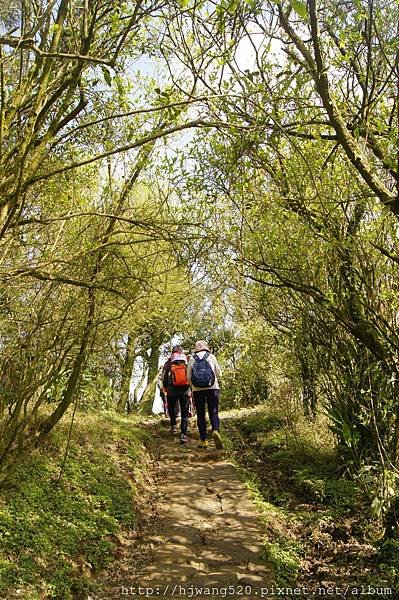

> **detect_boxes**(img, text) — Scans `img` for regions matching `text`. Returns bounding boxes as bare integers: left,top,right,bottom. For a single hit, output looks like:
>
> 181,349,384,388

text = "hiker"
185,353,196,418
187,340,223,449
162,345,190,444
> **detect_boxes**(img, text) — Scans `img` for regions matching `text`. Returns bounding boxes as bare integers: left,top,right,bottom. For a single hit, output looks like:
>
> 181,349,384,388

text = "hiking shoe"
180,434,189,444
171,425,178,435
198,440,208,448
212,430,223,449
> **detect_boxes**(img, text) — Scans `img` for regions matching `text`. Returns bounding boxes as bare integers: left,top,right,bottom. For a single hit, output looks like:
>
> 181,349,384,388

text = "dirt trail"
94,420,273,600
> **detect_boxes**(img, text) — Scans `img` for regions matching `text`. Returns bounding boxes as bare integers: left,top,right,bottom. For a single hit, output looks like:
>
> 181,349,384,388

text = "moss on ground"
0,411,151,600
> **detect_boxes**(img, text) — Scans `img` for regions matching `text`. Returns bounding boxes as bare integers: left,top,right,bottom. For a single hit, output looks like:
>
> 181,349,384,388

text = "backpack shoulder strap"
193,351,210,362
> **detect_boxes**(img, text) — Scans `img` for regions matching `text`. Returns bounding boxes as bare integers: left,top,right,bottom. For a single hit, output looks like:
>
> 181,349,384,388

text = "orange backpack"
170,362,189,387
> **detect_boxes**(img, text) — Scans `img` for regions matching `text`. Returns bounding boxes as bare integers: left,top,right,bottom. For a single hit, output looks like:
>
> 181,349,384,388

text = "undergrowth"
223,405,398,593
0,411,150,600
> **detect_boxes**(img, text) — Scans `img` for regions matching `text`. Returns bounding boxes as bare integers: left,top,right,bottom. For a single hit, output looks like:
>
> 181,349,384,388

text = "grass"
0,411,151,600
2,403,397,597
244,473,303,585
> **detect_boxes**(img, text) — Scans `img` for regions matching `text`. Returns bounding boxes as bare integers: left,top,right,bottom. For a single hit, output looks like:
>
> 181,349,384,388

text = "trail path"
94,419,273,600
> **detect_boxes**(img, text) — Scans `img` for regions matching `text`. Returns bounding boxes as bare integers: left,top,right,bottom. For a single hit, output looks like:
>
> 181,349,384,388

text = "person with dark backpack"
187,340,223,449
162,345,190,444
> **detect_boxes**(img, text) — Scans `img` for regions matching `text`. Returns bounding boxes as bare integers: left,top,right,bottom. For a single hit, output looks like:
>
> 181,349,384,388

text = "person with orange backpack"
162,345,190,444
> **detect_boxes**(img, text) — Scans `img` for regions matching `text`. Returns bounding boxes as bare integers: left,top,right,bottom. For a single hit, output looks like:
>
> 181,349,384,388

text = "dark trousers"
193,389,220,441
167,394,189,435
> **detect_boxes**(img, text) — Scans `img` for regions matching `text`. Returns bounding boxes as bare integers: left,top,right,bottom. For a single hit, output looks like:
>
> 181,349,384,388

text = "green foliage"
379,539,399,586
225,405,395,587
292,468,360,509
77,366,116,412
217,319,274,409
0,412,149,599
237,410,286,435
291,0,307,19
263,537,302,585
240,464,303,586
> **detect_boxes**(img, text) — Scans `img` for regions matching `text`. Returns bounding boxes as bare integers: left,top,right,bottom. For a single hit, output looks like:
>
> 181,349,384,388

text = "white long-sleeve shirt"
187,351,222,391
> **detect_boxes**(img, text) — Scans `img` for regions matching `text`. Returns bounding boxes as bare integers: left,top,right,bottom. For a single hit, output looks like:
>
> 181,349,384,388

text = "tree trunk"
148,335,161,387
117,334,135,413
128,369,148,413
139,335,162,412
37,293,95,441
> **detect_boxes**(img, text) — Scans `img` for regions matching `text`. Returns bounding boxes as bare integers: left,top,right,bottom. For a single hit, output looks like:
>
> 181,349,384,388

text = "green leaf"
227,0,239,14
342,421,353,446
371,496,383,519
291,0,307,19
102,67,112,87
114,75,124,97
